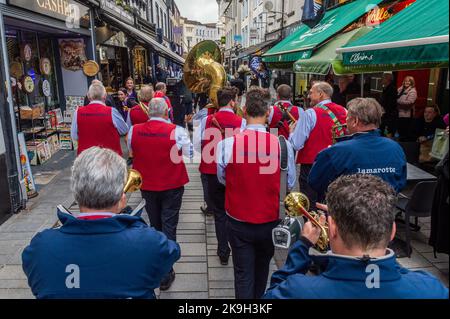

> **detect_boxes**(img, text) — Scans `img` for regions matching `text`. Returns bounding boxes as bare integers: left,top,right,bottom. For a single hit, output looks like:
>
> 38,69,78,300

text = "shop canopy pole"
89,8,97,65
361,73,364,97
0,12,24,204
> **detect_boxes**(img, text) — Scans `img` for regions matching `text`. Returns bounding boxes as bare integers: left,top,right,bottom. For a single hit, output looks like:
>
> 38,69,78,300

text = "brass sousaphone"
183,40,226,109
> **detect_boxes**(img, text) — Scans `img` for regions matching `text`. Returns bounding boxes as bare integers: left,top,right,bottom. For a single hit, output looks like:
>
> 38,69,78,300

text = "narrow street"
0,152,447,299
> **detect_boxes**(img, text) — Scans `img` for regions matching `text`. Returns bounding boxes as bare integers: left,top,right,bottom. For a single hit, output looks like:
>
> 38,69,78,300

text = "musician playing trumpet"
268,84,300,139
289,82,347,210
126,85,154,127
22,147,181,299
264,174,448,299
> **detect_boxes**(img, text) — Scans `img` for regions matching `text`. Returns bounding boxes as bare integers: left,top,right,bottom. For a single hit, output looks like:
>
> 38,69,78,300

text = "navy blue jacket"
264,239,449,299
309,130,407,197
22,210,180,299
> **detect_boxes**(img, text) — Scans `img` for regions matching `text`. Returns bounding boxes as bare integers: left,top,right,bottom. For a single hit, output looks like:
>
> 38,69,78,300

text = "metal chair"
396,181,438,257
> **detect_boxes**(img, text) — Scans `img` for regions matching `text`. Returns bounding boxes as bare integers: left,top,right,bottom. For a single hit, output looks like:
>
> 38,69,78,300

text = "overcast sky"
175,0,218,24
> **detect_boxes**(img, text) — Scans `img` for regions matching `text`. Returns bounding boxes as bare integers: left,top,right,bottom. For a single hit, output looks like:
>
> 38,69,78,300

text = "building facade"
180,17,218,55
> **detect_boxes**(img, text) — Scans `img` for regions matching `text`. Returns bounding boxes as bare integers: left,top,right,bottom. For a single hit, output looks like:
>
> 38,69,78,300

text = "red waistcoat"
297,102,347,164
269,102,300,139
199,110,243,175
131,120,189,191
225,130,280,224
129,103,149,126
77,103,122,156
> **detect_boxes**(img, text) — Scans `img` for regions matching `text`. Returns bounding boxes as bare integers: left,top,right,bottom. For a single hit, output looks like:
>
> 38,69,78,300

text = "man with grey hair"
83,79,115,107
126,85,154,127
264,174,448,299
309,98,407,200
22,147,180,299
71,82,128,156
127,97,192,291
289,81,347,209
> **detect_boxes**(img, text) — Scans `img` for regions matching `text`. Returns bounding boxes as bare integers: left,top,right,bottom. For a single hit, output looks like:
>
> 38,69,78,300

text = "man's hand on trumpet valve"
302,214,327,246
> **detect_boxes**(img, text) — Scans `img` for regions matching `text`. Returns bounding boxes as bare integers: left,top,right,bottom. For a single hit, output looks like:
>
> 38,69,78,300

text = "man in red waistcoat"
71,83,129,156
268,84,299,139
290,81,347,209
154,82,174,122
126,85,154,127
217,88,296,299
127,97,192,291
198,86,246,266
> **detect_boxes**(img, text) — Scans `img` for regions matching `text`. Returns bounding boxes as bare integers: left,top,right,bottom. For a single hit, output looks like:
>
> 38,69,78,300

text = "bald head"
139,85,154,103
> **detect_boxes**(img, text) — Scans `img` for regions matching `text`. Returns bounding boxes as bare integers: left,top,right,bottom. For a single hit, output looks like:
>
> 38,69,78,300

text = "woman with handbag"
397,76,418,141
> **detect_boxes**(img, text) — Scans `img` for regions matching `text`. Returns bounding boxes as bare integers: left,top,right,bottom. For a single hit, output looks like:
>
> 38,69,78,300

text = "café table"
407,163,437,182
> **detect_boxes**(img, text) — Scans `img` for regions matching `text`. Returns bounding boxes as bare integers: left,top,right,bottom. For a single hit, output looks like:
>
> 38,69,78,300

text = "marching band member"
308,98,407,199
22,147,180,299
154,82,174,122
290,81,347,209
217,87,296,299
198,86,246,265
127,98,192,291
264,174,448,299
71,83,128,156
268,84,299,139
126,85,154,127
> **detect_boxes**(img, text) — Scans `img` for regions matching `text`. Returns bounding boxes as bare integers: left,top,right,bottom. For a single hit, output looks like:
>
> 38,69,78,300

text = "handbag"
430,128,449,160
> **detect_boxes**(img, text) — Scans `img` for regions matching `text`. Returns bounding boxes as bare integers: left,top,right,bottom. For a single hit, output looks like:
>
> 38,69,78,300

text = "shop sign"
100,0,134,24
250,28,258,40
8,0,90,28
42,80,51,97
234,35,243,43
40,58,52,75
365,0,416,27
17,133,37,198
82,60,100,77
22,76,35,93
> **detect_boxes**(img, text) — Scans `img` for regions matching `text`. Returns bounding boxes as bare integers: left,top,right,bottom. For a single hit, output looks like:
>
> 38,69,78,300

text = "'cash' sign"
8,0,89,27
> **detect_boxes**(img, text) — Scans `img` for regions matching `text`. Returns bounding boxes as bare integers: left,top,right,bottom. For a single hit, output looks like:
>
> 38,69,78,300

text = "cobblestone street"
0,157,447,299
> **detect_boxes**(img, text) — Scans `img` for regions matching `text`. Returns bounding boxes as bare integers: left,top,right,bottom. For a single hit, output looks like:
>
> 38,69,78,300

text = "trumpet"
138,102,149,117
278,104,297,124
285,193,329,252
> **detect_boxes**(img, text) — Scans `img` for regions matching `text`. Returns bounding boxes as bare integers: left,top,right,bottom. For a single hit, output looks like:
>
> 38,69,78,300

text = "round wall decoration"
10,62,24,79
23,44,32,62
22,76,35,94
42,80,51,97
40,58,52,75
82,60,100,77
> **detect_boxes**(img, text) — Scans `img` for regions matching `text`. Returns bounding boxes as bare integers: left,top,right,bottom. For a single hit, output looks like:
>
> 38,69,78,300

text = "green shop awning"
293,27,372,75
262,0,383,64
338,0,449,69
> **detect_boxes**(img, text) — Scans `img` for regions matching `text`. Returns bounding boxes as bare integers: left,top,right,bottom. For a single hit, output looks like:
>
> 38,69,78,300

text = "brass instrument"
124,169,143,193
138,102,149,117
285,192,329,252
278,104,297,124
183,40,226,109
332,124,349,145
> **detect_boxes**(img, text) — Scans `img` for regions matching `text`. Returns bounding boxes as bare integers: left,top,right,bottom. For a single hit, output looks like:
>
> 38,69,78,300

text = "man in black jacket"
379,73,398,137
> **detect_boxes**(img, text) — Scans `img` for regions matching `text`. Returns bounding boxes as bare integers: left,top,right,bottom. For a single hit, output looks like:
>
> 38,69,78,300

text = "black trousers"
299,164,319,209
206,174,230,258
201,173,214,211
227,216,279,299
141,187,184,242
